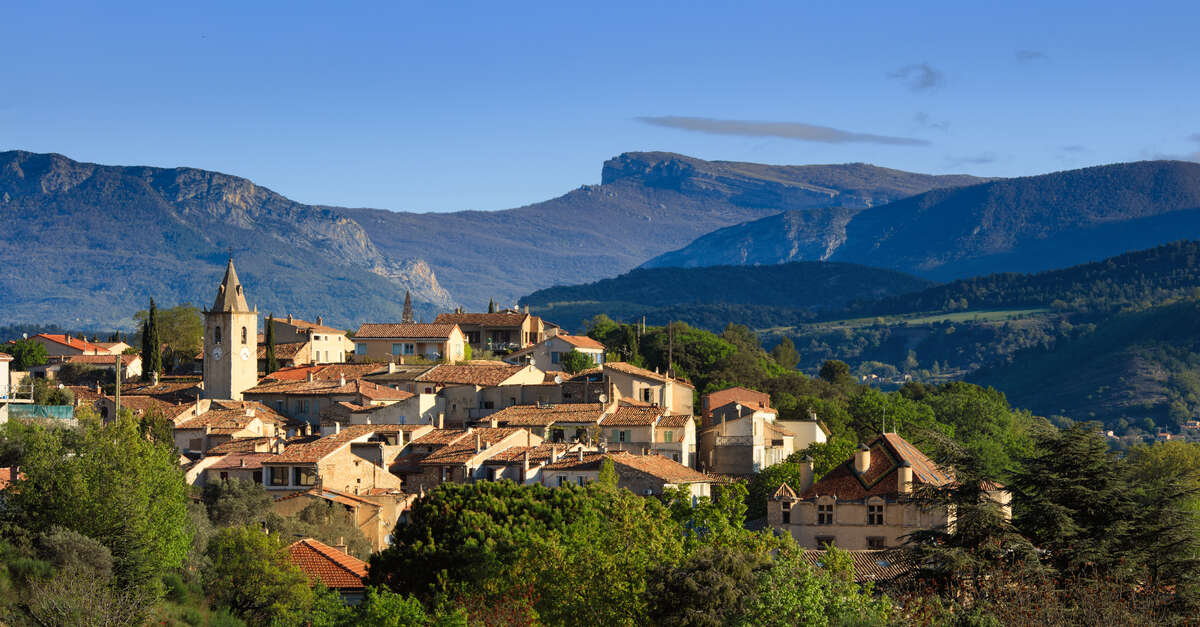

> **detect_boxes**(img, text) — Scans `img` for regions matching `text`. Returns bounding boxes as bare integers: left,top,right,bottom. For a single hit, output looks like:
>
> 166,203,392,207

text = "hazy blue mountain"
642,161,1200,280
340,152,987,308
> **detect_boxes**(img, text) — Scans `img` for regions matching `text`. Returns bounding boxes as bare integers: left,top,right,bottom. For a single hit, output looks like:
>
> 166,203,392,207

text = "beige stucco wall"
204,309,259,400
769,497,950,550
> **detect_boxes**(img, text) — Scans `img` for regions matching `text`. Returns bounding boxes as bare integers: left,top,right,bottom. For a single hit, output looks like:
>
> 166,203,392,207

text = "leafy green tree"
2,338,47,369
770,337,800,370
31,378,73,405
203,478,275,528
818,360,851,385
353,587,430,626
737,543,893,626
265,314,278,373
203,525,313,625
796,437,858,478
5,415,192,593
647,544,770,626
559,349,594,375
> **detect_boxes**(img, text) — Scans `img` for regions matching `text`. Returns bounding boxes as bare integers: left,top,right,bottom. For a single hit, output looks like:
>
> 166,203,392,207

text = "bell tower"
203,258,259,400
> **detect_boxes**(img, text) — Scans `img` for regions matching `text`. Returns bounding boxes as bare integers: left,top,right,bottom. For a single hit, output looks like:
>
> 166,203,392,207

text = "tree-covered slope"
518,262,934,332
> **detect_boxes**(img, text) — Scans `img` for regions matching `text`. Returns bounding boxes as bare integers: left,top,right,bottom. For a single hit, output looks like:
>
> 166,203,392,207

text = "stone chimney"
898,460,913,495
388,362,398,374
799,455,814,493
333,422,341,435
522,449,530,475
306,371,315,383
551,445,560,463
474,432,482,453
577,448,584,462
808,408,818,421
334,536,347,554
339,373,346,387
287,314,293,324
239,457,246,468
303,422,312,436
317,316,323,326
854,443,871,475
488,417,498,429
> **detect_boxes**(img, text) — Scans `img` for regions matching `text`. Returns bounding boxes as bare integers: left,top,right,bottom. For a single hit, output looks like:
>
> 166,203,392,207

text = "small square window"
868,536,886,549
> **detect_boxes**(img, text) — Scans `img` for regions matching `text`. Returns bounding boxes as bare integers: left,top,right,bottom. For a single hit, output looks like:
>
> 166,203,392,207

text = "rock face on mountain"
643,160,1200,279
342,152,986,308
0,151,451,329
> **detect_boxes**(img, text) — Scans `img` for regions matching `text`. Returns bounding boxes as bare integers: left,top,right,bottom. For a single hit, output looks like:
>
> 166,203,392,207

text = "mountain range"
0,150,982,328
643,160,1200,280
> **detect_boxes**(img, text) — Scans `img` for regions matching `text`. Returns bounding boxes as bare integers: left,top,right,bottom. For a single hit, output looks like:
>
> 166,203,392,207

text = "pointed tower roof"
211,258,251,312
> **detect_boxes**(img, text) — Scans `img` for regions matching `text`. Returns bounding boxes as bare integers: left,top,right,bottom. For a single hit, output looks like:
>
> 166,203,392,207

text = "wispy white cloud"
888,64,944,91
637,116,930,146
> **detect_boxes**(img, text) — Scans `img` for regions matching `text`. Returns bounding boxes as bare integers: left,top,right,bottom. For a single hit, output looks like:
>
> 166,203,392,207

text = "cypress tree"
146,299,162,378
488,299,496,313
139,318,151,381
265,314,278,373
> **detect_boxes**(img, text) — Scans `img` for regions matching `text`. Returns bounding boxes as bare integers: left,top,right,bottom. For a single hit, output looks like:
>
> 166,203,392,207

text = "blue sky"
2,1,1198,212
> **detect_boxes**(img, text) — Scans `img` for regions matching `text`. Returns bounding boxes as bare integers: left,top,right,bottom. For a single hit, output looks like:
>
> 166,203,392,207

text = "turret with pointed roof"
210,258,252,313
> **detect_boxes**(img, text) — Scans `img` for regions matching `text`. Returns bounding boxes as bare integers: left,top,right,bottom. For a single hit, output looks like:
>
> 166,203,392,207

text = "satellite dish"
553,375,563,385
598,394,608,403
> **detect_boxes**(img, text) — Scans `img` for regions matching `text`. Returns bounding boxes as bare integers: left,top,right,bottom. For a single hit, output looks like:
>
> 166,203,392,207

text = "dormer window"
214,326,222,344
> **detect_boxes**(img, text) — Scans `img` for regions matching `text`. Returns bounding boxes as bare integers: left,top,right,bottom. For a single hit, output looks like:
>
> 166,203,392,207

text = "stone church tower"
203,259,259,400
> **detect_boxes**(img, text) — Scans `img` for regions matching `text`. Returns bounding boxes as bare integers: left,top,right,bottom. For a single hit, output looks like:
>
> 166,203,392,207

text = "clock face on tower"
211,346,223,361
240,347,251,361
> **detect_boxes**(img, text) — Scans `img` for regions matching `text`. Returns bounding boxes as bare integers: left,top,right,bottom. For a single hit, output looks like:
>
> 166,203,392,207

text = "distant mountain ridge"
0,150,985,328
0,150,452,329
642,160,1200,280
339,151,986,308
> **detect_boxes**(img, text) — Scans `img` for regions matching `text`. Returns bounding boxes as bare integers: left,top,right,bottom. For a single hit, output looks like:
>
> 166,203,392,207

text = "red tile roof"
417,428,528,465
33,334,105,353
656,414,694,429
488,403,607,427
266,364,384,382
703,386,770,413
602,402,665,427
206,437,272,455
558,335,605,350
799,433,952,501
62,354,140,366
174,401,287,430
287,539,367,590
111,395,189,419
800,549,915,583
264,425,403,463
207,452,274,470
603,362,694,388
354,323,459,339
608,451,711,484
244,377,411,401
417,364,528,387
278,317,345,335
408,429,470,446
485,442,580,465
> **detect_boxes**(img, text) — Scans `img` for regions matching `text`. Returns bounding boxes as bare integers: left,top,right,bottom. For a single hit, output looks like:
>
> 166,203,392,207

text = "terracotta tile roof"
540,451,608,471
485,443,579,465
206,437,272,455
408,429,470,446
418,428,526,465
207,452,274,470
488,403,607,427
62,354,140,366
120,380,203,403
275,487,382,509
434,312,530,327
703,386,771,413
354,323,458,339
111,395,189,419
603,362,694,388
33,334,105,353
244,377,410,401
656,414,693,429
263,425,400,463
287,539,367,590
278,316,345,335
256,342,306,360
602,402,665,427
416,364,527,387
801,549,915,583
175,400,287,429
765,422,797,441
65,386,105,403
266,364,384,382
0,467,23,490
608,451,711,484
799,433,952,501
558,334,605,350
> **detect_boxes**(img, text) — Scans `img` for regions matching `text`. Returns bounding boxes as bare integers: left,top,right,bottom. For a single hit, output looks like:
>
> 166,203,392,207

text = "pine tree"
265,314,278,373
402,291,414,324
146,299,162,378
